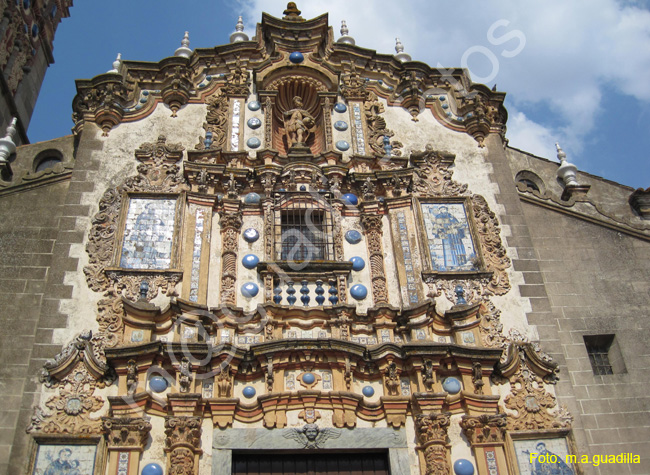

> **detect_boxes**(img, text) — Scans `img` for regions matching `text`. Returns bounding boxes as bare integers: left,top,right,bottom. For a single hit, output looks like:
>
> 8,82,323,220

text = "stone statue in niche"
283,96,315,149
126,359,138,396
178,357,192,393
472,361,484,395
216,365,232,398
385,362,400,396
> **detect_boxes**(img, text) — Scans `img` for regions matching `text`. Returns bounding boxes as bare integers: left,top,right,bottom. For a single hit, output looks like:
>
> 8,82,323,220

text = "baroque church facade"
1,3,649,475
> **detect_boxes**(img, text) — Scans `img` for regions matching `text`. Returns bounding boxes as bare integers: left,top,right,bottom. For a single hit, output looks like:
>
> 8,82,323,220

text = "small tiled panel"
321,371,332,389
231,99,241,150
484,449,500,475
120,197,176,270
189,207,206,302
351,102,366,155
421,202,478,272
396,211,419,304
117,452,129,475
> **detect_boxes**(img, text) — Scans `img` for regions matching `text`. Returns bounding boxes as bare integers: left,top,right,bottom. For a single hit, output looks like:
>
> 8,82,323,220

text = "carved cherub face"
303,424,319,441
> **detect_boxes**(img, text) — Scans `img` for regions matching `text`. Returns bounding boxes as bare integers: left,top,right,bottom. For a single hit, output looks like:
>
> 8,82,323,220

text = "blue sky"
29,0,650,189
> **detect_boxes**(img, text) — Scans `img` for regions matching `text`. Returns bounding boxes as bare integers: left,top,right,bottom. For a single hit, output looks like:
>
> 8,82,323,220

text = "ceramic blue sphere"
241,282,259,298
442,377,462,394
342,193,358,206
149,376,168,393
302,372,316,384
243,386,256,398
244,192,261,205
334,120,348,131
242,254,260,269
289,51,304,63
248,100,261,111
362,386,375,397
334,102,347,113
345,230,362,244
349,256,365,271
350,284,368,300
247,117,262,129
247,137,261,149
453,459,475,475
142,463,164,475
336,140,350,151
243,228,260,243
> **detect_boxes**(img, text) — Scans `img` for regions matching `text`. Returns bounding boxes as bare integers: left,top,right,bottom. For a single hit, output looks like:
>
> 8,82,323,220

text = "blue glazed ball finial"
289,51,304,63
453,459,475,475
142,463,164,475
350,284,368,300
243,386,256,398
442,377,462,394
241,282,259,298
362,386,375,397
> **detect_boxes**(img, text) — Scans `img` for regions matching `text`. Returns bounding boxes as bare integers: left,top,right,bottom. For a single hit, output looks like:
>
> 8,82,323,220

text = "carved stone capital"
102,417,152,451
164,416,202,452
219,210,244,231
360,214,383,233
415,413,451,446
460,414,507,445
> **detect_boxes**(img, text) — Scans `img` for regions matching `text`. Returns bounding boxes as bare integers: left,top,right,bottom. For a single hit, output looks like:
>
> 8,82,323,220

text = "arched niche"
261,69,337,156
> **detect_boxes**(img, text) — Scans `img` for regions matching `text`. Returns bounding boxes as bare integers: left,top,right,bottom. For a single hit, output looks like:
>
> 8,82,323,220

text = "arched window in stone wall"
515,170,545,194
33,148,63,172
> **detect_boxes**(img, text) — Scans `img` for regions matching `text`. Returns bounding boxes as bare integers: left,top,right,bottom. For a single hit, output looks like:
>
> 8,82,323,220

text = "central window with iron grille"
275,192,335,263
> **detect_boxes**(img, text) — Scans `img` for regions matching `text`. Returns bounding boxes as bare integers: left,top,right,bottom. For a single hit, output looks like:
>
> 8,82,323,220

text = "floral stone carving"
28,363,110,435
504,365,572,431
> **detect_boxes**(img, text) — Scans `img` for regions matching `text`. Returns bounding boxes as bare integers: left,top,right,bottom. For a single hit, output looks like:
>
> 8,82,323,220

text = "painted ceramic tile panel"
513,438,576,475
32,444,97,475
120,198,176,270
421,203,478,272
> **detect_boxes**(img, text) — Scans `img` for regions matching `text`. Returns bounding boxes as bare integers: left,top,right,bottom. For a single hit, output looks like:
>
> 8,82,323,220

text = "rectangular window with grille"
275,192,335,263
583,334,626,375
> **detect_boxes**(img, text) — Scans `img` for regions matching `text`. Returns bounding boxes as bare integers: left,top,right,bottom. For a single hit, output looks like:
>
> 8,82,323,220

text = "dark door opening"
232,451,390,475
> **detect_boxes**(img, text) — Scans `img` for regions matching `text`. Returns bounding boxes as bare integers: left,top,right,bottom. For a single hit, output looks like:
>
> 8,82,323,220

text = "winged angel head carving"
283,423,341,449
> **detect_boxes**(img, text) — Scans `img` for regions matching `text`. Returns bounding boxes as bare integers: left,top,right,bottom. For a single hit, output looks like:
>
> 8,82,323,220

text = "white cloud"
241,0,650,161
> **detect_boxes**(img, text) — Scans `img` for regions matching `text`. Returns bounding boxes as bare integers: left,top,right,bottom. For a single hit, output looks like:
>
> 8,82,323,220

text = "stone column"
218,204,242,306
415,413,452,475
164,416,203,475
103,417,152,475
360,210,388,304
460,414,509,475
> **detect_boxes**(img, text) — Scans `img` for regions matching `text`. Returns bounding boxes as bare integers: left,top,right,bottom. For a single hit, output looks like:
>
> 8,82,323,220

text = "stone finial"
454,285,467,305
0,117,18,165
283,2,304,21
174,31,192,58
394,38,411,62
337,20,355,45
555,142,578,187
230,16,249,43
107,53,122,74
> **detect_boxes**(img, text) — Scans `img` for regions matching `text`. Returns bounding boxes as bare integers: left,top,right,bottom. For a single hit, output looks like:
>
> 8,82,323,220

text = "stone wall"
0,179,70,475
521,202,650,475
